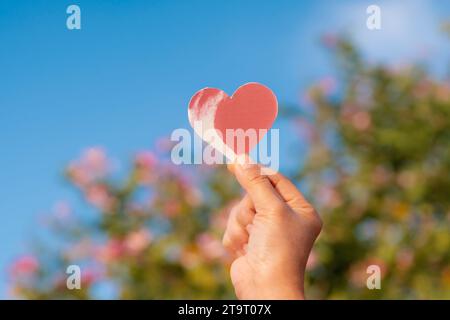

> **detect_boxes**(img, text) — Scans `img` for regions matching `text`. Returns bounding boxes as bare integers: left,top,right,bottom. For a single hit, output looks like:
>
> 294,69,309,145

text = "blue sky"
0,0,449,298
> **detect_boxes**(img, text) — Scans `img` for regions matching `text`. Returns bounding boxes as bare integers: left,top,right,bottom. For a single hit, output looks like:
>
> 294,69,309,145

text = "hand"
223,159,322,300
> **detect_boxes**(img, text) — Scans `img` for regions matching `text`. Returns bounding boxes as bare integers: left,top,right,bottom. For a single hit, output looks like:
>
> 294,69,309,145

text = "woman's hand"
223,159,322,299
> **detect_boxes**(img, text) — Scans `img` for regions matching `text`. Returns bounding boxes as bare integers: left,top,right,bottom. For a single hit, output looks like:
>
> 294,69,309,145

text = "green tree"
8,36,450,299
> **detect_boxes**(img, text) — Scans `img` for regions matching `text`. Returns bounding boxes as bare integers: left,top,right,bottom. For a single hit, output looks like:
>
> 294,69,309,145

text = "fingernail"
236,154,255,171
238,162,253,171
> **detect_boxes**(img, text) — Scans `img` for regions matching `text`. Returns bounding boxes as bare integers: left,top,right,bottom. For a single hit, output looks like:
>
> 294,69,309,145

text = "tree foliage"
8,36,450,299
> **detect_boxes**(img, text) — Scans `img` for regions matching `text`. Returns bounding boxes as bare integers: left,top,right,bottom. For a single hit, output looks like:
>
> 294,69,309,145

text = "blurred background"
1,0,449,299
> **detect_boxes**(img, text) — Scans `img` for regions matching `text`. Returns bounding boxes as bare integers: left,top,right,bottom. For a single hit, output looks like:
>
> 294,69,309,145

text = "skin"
223,158,322,299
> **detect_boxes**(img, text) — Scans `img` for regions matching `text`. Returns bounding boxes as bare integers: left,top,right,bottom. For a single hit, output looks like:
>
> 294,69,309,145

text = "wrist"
256,270,305,300
253,281,304,300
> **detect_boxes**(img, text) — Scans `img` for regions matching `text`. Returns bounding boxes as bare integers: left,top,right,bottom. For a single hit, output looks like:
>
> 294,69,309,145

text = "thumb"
233,158,284,213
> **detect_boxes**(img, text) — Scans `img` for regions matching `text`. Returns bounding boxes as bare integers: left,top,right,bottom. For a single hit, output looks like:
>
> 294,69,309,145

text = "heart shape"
188,82,278,161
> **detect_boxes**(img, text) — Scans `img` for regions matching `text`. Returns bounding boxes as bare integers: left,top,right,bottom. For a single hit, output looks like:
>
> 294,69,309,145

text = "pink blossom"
135,151,157,168
9,255,39,278
81,267,102,286
85,184,114,212
97,239,125,264
82,147,108,175
196,233,225,260
125,228,152,254
351,111,372,131
67,147,109,187
67,162,91,187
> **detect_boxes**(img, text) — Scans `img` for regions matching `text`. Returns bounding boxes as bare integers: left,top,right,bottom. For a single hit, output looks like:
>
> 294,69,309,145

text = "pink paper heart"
188,83,278,159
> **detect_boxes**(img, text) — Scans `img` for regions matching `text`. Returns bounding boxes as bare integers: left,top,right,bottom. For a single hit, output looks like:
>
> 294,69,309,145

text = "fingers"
232,156,284,213
230,158,316,215
235,194,255,225
265,172,311,209
222,196,255,257
266,172,322,226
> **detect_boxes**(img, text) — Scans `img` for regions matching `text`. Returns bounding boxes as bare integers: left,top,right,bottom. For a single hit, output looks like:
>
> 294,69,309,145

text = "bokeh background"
1,0,449,299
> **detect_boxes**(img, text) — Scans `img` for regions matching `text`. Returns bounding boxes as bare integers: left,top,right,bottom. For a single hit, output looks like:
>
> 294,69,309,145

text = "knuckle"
246,171,268,186
230,228,247,243
272,201,287,214
223,227,245,249
222,234,232,249
229,205,239,218
310,213,323,235
237,209,251,225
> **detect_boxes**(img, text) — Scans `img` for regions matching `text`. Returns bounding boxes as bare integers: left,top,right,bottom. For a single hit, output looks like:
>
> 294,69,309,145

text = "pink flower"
196,233,225,260
125,228,152,255
351,111,372,131
67,147,109,188
9,255,39,278
67,162,91,187
135,151,157,168
82,147,108,175
97,239,125,264
81,267,102,286
85,184,114,212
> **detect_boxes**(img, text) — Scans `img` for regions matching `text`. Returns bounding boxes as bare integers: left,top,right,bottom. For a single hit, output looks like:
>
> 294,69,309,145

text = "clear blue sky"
0,0,449,298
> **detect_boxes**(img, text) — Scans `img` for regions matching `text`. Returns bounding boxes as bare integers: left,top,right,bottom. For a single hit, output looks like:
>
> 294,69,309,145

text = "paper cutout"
188,82,278,162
